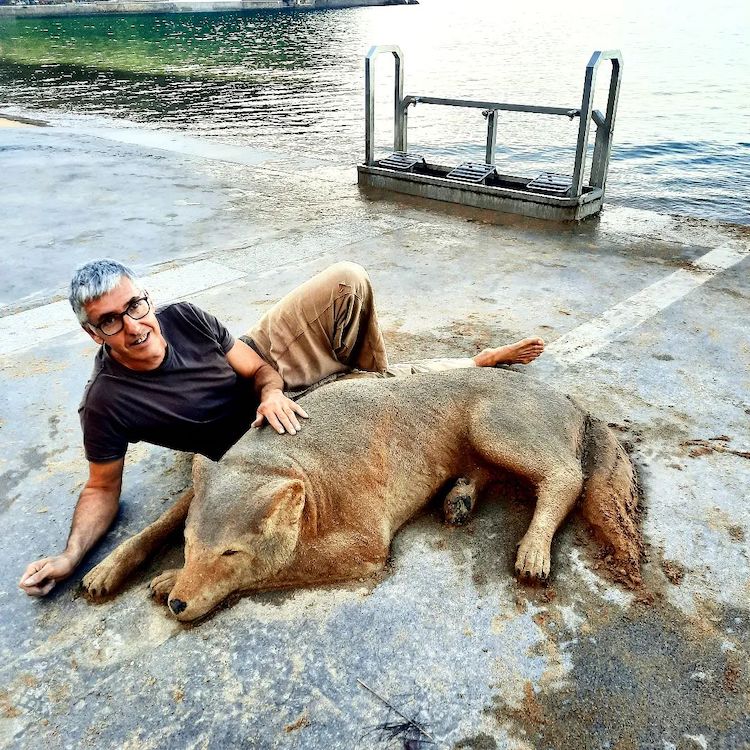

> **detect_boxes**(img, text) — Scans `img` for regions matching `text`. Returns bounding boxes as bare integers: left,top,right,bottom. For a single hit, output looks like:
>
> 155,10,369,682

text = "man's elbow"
81,478,122,507
84,458,125,499
80,487,121,511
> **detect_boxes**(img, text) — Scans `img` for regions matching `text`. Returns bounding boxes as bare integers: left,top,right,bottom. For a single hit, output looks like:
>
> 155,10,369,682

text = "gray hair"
69,259,141,324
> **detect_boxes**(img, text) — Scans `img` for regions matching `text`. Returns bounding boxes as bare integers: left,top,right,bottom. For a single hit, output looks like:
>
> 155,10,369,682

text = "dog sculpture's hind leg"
514,468,584,579
467,396,586,581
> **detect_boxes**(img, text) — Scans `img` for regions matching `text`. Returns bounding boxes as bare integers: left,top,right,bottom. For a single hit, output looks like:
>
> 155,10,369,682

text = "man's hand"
252,388,309,435
19,457,123,598
226,340,309,435
19,553,77,597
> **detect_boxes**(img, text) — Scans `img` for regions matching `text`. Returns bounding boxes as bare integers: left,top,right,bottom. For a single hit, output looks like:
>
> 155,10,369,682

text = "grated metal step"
526,172,573,195
446,162,497,184
378,152,426,171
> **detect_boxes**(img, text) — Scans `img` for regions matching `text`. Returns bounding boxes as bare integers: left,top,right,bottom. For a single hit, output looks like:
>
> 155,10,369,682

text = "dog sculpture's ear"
260,480,305,532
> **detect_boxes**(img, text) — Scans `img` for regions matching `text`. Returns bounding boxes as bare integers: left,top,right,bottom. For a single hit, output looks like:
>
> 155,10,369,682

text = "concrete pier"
0,0,414,20
1,113,748,748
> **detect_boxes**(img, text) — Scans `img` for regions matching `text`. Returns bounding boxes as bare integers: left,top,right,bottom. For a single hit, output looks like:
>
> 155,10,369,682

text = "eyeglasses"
89,295,151,336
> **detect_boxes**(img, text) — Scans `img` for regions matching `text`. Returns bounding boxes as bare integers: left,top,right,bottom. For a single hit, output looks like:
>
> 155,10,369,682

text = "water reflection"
0,12,336,74
1,0,748,223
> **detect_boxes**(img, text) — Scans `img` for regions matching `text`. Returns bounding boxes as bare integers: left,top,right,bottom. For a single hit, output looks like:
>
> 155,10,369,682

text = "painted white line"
144,260,246,302
547,243,749,367
0,261,246,356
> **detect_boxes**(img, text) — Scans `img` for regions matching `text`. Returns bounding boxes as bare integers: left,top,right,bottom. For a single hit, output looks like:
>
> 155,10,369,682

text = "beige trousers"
245,262,476,392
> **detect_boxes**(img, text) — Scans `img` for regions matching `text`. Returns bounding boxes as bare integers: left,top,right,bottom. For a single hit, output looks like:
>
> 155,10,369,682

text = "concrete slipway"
0,113,748,750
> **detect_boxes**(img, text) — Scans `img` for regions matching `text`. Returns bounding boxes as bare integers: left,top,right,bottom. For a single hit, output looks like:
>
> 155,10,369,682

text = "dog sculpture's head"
167,454,305,622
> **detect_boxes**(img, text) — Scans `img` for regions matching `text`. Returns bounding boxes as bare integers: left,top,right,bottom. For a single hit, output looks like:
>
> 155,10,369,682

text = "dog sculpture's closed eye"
83,369,641,622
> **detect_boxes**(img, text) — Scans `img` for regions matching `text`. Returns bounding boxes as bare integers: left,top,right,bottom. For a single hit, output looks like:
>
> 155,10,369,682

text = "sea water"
1,0,748,223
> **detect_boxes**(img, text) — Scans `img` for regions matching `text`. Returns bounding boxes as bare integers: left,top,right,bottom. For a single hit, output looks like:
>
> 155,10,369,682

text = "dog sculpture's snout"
169,598,187,615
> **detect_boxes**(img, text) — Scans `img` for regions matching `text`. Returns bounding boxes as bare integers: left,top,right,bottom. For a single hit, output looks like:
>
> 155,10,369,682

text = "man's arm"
225,339,308,435
19,457,124,597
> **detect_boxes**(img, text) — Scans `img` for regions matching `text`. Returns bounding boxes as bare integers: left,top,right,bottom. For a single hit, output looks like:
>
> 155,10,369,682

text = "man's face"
83,276,167,371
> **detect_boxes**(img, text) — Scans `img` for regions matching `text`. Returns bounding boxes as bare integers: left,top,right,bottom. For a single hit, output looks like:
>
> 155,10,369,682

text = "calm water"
1,0,749,223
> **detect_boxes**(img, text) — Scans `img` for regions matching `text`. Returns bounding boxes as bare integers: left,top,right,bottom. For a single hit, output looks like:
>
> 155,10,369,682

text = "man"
19,259,544,597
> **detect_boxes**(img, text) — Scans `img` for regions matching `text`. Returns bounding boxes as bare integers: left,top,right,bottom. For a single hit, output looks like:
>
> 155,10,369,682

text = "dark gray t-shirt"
79,302,257,463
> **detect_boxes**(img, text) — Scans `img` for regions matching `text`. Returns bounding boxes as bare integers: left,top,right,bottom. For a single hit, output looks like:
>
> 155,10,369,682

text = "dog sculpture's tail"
580,417,642,586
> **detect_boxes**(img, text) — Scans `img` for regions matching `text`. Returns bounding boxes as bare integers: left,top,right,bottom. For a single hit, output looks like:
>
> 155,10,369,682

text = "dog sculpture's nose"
169,598,187,615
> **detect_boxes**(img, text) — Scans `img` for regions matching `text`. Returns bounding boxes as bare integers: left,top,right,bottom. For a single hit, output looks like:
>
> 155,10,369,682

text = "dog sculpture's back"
83,369,641,621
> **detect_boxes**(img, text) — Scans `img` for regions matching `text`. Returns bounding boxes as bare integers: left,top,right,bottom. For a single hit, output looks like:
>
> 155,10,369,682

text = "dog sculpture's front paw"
514,534,551,582
82,555,131,600
149,569,181,605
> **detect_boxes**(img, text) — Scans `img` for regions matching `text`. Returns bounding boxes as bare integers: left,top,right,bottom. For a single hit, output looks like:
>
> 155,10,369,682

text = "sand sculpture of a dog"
82,368,641,621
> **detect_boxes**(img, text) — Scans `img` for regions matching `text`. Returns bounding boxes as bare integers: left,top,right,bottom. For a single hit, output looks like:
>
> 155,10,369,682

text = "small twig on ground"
683,439,750,460
357,678,436,742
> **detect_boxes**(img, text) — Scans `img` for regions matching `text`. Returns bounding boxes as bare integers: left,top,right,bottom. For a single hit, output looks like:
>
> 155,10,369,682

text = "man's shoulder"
158,301,234,353
79,367,115,421
158,301,218,332
79,350,120,409
79,345,141,416
157,301,202,324
78,353,130,460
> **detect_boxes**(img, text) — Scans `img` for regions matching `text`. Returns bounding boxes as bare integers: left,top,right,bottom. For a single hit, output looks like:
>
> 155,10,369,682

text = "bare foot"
474,337,545,367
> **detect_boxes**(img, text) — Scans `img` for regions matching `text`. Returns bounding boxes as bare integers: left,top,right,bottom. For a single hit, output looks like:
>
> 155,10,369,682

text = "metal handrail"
402,96,581,165
571,50,623,197
364,45,405,165
363,45,622,199
403,96,580,118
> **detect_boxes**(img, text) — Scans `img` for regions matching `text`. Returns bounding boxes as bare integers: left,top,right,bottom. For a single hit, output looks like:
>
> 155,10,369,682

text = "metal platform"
446,162,497,184
378,151,426,171
357,45,623,222
526,172,574,195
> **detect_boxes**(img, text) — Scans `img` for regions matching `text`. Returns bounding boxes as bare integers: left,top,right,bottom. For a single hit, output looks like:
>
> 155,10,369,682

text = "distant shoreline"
0,114,48,126
0,0,415,18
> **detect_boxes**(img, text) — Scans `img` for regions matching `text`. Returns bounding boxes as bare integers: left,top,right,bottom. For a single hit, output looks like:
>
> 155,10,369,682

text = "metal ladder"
363,46,623,200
